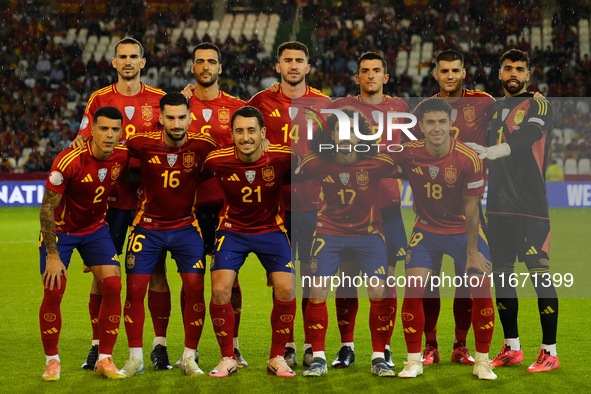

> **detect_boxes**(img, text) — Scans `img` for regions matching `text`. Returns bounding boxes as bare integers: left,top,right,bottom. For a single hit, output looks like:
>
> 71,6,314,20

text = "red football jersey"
410,89,495,146
297,153,399,236
202,144,293,234
248,86,332,212
45,141,129,235
333,95,409,209
188,90,246,207
394,138,484,234
79,83,166,210
125,127,217,230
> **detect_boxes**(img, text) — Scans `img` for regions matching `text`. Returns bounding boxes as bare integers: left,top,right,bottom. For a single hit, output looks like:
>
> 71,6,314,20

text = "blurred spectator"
546,160,565,182
0,155,13,173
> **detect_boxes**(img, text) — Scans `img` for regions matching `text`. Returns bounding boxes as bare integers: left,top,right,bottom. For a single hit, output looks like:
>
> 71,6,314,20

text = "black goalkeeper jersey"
486,92,553,220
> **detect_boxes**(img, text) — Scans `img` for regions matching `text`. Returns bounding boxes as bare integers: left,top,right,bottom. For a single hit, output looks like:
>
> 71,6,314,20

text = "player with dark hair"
248,40,332,367
410,49,496,366
467,49,558,372
328,52,409,369
179,42,248,367
202,106,297,378
118,93,217,377
296,109,398,377
395,98,496,380
40,106,129,381
71,37,173,371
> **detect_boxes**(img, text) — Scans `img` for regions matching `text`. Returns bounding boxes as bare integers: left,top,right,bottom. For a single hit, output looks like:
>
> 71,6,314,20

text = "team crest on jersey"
262,166,275,182
445,167,457,184
451,109,458,123
125,106,135,120
501,108,510,121
111,164,121,180
356,171,369,186
80,116,89,130
514,110,525,124
310,258,318,273
339,173,350,186
142,106,153,121
218,108,230,124
167,154,178,167
429,166,439,180
245,170,256,183
463,106,476,122
372,111,381,124
183,152,195,168
98,168,107,182
202,109,212,122
126,254,135,269
288,107,298,120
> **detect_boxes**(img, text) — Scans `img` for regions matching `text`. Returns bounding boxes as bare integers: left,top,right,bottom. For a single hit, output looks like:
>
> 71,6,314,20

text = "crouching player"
202,106,297,378
39,107,129,380
394,98,496,380
296,108,399,377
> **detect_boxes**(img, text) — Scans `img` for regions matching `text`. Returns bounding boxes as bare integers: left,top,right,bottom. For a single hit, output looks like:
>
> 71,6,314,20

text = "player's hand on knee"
466,251,492,275
70,135,89,149
181,84,196,99
42,254,68,290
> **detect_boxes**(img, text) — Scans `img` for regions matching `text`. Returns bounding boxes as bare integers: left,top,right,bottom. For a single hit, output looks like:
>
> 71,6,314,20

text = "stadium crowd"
1,0,591,172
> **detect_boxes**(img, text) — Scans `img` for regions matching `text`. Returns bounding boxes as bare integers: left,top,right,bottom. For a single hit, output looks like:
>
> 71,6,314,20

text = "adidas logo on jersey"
526,246,538,255
412,167,424,175
228,173,240,181
270,109,281,117
81,174,94,183
323,175,335,183
149,156,161,164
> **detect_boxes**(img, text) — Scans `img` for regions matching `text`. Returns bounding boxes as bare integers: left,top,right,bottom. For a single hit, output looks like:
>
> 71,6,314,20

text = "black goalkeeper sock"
494,272,520,340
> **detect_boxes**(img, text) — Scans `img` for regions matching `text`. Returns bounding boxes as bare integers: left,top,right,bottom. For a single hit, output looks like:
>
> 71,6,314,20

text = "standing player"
248,41,332,366
202,106,296,378
118,93,217,377
297,109,398,377
330,52,409,368
182,42,248,367
395,98,496,380
411,50,495,366
39,107,128,381
467,49,558,372
72,38,173,371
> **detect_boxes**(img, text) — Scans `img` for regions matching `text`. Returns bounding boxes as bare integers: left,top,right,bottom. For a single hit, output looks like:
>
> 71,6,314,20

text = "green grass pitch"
0,207,589,393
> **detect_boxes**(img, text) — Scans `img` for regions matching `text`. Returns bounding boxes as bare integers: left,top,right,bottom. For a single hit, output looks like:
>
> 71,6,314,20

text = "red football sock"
210,301,235,358
180,273,205,350
270,298,297,358
422,284,440,348
334,294,358,343
386,287,397,346
402,282,426,353
89,293,102,341
179,285,186,324
123,274,150,348
40,277,67,356
148,290,171,338
231,280,242,339
470,277,494,353
369,298,391,352
98,276,122,355
301,297,310,344
453,284,473,347
306,301,328,352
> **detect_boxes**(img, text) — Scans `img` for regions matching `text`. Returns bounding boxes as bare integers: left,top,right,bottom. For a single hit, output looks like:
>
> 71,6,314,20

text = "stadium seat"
218,29,230,43
79,28,88,38
553,128,564,144
563,128,576,145
579,158,591,174
234,14,245,24
460,42,470,52
554,157,564,170
87,35,98,46
270,13,280,23
53,36,63,46
39,138,50,149
243,28,254,40
83,44,95,54
564,158,578,174
209,20,221,30
246,13,257,22
82,52,92,63
197,20,208,30
99,36,110,46
354,19,364,31
183,28,194,41
196,28,206,40
7,157,16,168
230,28,242,40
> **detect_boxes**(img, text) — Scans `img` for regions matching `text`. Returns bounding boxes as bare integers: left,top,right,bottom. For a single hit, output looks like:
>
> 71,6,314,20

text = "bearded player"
40,107,129,381
248,41,332,367
72,38,174,371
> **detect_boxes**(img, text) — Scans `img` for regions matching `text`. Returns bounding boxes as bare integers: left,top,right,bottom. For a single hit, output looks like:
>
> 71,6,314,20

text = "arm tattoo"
40,189,62,254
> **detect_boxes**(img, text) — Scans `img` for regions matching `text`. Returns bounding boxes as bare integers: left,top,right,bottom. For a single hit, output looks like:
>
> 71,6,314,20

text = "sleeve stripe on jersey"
145,86,166,95
534,98,548,116
84,87,113,113
300,153,319,166
189,132,218,146
205,149,234,163
375,153,395,165
455,145,481,173
114,144,128,151
57,149,85,171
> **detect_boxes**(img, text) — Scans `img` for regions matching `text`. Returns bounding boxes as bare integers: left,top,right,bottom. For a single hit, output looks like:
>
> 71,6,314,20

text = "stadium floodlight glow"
305,108,419,142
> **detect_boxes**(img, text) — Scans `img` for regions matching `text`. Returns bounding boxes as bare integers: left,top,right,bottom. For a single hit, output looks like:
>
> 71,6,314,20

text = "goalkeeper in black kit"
467,49,558,372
